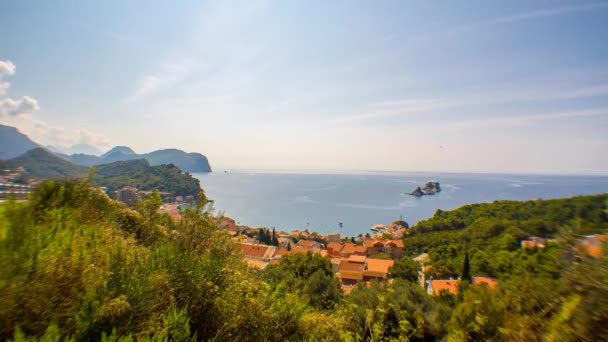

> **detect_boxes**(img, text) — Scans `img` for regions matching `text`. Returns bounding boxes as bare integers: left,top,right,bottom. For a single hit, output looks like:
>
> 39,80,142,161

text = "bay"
193,171,608,237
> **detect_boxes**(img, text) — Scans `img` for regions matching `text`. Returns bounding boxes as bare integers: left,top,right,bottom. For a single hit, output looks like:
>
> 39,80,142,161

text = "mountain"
94,159,202,197
67,146,212,172
142,149,212,173
101,146,136,158
5,147,89,179
0,125,40,160
67,143,103,156
68,153,101,166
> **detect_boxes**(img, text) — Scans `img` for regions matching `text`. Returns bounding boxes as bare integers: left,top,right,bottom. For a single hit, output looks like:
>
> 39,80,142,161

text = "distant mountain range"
3,148,201,197
0,125,40,159
0,124,212,173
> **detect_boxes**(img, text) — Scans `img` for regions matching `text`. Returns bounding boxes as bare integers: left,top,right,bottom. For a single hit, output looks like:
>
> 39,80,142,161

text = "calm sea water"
193,172,608,237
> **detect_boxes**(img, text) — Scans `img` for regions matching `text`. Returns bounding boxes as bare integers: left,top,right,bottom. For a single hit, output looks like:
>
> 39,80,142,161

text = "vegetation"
0,180,607,341
93,159,203,197
4,148,89,179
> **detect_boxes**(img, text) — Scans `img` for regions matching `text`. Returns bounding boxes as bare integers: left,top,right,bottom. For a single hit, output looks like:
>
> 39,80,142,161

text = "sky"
1,0,608,174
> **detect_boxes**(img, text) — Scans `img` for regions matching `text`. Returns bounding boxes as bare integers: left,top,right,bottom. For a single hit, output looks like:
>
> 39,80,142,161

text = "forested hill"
403,194,608,279
93,159,202,197
5,147,89,178
411,194,608,236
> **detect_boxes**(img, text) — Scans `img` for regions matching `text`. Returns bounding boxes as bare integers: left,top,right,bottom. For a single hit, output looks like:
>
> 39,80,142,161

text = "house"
579,234,608,258
363,259,394,281
240,243,277,269
472,276,498,289
427,276,499,295
336,258,365,286
363,238,404,259
336,257,394,286
340,243,367,257
413,253,430,264
427,279,460,296
521,236,546,249
327,242,344,257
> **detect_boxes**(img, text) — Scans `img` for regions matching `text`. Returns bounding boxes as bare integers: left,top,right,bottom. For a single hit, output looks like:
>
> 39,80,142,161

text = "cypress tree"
461,252,471,282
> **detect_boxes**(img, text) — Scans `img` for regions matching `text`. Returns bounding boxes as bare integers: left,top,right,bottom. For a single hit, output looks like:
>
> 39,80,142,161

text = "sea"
193,171,608,237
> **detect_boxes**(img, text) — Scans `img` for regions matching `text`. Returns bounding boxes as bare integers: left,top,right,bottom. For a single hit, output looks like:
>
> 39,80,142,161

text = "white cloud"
0,59,16,95
0,82,9,95
0,60,16,76
0,96,39,117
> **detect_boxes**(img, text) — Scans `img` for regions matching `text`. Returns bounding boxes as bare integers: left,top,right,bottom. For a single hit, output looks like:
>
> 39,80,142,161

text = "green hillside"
403,194,608,278
5,147,89,178
93,159,202,197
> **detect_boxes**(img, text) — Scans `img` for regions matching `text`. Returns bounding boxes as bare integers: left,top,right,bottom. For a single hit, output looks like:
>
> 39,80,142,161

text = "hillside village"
216,216,608,296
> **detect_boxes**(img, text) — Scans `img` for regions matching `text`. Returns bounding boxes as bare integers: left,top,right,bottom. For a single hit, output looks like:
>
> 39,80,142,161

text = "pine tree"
287,241,291,252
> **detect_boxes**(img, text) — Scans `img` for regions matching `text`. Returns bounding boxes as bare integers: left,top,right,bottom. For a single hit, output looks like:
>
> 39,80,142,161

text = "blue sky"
1,0,608,174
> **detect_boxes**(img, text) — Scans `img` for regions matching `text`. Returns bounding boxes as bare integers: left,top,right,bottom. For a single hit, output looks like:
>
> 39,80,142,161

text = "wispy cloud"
318,81,608,126
446,2,608,36
125,63,189,102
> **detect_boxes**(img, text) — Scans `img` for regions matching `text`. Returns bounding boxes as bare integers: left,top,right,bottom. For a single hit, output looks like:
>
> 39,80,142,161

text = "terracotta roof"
291,245,313,254
428,279,460,296
580,234,608,258
341,243,357,255
240,243,276,259
353,246,367,255
348,255,367,263
363,238,383,248
338,259,365,272
330,258,342,267
365,259,394,275
297,240,314,247
472,277,498,289
327,242,344,252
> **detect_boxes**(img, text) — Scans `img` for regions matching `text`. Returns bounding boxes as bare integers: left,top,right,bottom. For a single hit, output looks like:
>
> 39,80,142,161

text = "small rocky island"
408,181,441,196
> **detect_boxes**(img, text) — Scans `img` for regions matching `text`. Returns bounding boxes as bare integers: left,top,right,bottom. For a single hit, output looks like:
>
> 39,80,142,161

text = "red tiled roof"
341,243,356,255
338,259,365,272
240,243,275,259
365,259,394,275
428,279,459,296
348,255,367,263
327,242,344,252
472,277,498,289
353,246,367,255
